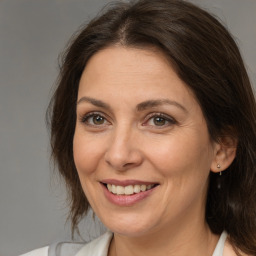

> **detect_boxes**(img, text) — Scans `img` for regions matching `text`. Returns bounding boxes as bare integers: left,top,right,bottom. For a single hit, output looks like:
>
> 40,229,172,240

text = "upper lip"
100,179,159,186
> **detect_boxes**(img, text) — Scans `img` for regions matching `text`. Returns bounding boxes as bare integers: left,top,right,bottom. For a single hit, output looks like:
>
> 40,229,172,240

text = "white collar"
75,231,113,256
212,231,228,256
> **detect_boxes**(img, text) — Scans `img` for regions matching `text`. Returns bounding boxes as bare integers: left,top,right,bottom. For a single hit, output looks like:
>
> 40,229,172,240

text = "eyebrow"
77,96,112,111
136,99,187,112
77,96,187,113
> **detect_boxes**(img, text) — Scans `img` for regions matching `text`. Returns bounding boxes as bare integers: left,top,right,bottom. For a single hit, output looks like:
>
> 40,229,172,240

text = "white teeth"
141,185,146,192
134,185,141,193
106,184,155,195
124,185,134,195
116,186,125,195
112,184,117,194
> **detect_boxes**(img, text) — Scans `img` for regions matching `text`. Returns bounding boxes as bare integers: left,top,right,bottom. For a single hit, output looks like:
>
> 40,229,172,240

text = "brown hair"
47,0,256,254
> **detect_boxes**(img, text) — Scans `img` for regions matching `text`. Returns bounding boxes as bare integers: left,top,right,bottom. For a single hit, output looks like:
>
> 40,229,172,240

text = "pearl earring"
217,163,222,176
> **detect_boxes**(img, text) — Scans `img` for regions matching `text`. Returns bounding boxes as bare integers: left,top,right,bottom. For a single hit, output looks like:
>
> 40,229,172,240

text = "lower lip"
101,183,157,206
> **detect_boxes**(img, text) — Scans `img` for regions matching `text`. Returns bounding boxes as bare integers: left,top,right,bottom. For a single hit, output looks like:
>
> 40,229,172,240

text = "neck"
108,218,219,256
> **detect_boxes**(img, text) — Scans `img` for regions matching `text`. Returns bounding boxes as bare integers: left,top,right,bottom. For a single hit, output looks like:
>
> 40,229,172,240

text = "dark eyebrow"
136,99,187,112
77,97,187,113
77,96,112,111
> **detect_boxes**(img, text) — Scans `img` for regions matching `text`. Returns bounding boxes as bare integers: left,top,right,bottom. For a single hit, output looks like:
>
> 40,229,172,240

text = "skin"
73,46,237,256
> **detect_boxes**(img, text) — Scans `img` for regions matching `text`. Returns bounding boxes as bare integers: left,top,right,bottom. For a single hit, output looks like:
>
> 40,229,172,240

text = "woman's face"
73,46,219,237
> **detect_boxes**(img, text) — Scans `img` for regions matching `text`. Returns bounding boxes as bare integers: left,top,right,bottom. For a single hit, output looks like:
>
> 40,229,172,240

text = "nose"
104,127,143,172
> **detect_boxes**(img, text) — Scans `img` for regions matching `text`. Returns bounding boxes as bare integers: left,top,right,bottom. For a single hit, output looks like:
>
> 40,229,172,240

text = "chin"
99,212,160,237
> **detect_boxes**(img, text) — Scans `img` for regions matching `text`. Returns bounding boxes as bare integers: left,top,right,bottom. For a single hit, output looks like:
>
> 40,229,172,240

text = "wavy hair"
47,0,256,254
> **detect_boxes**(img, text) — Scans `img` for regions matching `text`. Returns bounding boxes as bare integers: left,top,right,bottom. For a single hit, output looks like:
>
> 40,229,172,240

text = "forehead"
78,46,196,108
83,46,171,80
80,47,182,86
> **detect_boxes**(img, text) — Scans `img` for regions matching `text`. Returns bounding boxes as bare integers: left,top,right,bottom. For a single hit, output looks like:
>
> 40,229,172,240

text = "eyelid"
78,111,176,128
79,111,111,126
142,112,177,127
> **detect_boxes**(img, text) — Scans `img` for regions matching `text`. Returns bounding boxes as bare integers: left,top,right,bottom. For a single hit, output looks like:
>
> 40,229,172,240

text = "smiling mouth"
102,183,158,195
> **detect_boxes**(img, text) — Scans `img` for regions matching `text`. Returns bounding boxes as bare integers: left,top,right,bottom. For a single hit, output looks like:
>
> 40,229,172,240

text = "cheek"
73,132,106,206
144,131,214,179
73,131,104,177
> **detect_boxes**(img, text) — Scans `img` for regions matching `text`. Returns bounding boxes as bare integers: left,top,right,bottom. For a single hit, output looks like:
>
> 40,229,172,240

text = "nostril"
104,141,143,171
123,162,136,168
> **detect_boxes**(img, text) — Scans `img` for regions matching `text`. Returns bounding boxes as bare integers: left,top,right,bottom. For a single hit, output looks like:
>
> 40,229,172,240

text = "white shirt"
20,231,228,256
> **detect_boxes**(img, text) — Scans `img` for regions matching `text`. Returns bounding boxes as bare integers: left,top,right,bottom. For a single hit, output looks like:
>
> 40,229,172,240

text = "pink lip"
100,181,159,207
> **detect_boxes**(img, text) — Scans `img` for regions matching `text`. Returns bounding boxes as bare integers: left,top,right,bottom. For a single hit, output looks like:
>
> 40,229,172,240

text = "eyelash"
79,112,176,128
79,112,110,126
143,113,177,128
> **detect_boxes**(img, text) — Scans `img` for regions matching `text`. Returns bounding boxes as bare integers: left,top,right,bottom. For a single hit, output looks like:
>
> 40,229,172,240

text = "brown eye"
153,117,167,126
81,113,109,126
93,115,105,125
144,113,176,128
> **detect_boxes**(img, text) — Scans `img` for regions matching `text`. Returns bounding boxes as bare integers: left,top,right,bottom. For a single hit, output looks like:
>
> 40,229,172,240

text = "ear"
210,136,237,174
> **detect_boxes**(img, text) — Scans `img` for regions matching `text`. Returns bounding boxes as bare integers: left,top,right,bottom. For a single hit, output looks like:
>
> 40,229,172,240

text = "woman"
22,0,256,255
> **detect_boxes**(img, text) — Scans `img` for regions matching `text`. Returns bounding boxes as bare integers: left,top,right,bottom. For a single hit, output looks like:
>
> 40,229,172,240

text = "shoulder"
19,232,113,256
19,246,49,256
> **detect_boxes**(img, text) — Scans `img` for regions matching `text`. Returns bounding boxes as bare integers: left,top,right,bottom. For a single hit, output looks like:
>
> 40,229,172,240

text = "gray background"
0,0,255,255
